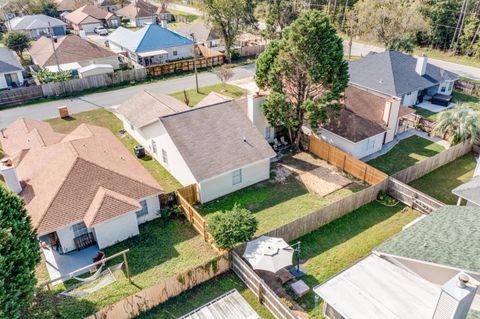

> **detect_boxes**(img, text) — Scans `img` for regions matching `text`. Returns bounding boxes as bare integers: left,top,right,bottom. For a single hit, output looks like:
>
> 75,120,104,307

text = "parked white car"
94,26,108,36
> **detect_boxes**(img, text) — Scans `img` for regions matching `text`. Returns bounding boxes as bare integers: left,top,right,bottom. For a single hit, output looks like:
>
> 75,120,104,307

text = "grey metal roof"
179,289,260,319
452,176,480,206
174,22,219,43
375,205,480,273
0,48,24,73
161,101,276,181
9,14,66,30
349,51,459,96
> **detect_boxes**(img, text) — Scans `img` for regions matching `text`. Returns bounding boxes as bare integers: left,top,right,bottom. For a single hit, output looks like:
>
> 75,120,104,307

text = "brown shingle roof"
160,101,276,181
116,0,163,19
1,120,162,234
66,4,114,24
116,90,190,128
196,92,232,107
29,35,117,67
174,22,219,43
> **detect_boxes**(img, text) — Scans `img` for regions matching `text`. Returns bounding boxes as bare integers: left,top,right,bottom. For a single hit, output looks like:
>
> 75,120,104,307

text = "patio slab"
42,245,101,285
416,101,456,113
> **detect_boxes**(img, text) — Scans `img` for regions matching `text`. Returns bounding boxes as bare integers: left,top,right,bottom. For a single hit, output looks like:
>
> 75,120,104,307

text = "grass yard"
293,201,421,317
169,83,245,106
409,153,477,204
28,219,217,319
46,108,181,192
137,272,275,319
168,9,200,28
367,135,445,175
199,172,365,236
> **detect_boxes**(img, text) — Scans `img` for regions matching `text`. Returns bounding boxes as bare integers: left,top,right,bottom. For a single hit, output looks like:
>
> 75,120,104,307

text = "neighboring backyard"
413,91,480,122
291,201,421,318
367,135,445,175
409,153,478,204
31,219,217,319
46,108,181,192
169,83,245,106
199,152,368,235
137,272,275,319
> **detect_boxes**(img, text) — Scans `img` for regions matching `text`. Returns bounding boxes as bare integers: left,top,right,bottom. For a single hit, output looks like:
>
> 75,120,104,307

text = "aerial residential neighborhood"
0,0,480,319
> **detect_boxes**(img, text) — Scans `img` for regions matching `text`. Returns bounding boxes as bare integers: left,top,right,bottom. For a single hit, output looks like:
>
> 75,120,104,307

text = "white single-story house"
316,205,480,319
116,90,276,203
0,48,24,89
115,0,172,27
0,118,163,255
174,22,221,49
29,35,120,73
107,23,193,66
318,85,415,159
349,51,459,107
8,14,67,39
452,159,480,207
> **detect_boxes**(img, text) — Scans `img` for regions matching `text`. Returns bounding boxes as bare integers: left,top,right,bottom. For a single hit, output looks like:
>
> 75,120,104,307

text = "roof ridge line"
160,99,235,119
144,90,183,113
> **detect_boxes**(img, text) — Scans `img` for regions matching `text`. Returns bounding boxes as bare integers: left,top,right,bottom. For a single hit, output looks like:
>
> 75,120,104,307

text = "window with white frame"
265,127,272,140
440,85,446,92
448,81,453,91
173,48,178,56
162,149,168,164
72,222,88,238
136,200,148,218
152,140,157,154
232,169,242,185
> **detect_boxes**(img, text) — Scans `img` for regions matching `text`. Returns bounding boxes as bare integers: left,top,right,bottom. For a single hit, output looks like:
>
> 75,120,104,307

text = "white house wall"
0,71,24,89
136,194,161,224
198,158,271,203
319,129,384,159
55,223,79,253
93,212,139,249
248,95,274,143
401,90,418,106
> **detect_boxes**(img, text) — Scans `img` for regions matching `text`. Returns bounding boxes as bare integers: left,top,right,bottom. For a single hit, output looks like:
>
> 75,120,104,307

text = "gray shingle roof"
452,176,480,206
161,101,276,181
0,48,23,73
374,205,480,273
9,14,66,30
349,51,459,96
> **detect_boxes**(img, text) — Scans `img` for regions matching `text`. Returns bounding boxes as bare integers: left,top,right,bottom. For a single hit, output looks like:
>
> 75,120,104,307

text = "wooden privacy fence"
0,86,43,107
41,68,147,97
263,179,388,242
238,44,265,57
455,79,480,96
393,141,473,184
309,134,388,185
177,184,222,254
387,178,444,214
146,55,224,77
86,255,229,319
231,251,297,319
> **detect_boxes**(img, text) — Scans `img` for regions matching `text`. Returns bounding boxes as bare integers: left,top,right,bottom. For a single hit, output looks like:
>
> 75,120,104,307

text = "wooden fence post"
363,165,368,182
342,154,347,171
257,282,263,303
123,251,131,283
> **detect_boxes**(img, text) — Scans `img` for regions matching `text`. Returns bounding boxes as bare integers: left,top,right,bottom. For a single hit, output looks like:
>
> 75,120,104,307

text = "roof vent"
243,137,247,142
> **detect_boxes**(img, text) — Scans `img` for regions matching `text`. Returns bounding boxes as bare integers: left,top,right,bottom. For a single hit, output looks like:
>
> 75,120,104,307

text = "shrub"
208,204,258,249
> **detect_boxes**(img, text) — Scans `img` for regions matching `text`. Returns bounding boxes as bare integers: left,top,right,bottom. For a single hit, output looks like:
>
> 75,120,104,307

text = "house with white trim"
116,90,275,203
8,14,66,39
0,48,24,89
452,159,480,207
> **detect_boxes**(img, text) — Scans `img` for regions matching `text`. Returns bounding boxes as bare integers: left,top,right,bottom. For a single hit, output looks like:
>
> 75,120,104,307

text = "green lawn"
293,201,421,317
169,83,245,106
137,272,275,319
199,172,365,236
46,108,181,193
367,135,445,175
409,153,477,204
28,219,217,319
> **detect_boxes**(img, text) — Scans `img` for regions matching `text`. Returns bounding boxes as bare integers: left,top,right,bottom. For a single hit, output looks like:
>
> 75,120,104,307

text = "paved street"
0,64,255,128
344,41,480,80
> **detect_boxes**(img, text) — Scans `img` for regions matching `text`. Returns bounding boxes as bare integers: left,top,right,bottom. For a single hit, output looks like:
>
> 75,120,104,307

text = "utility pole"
190,32,199,94
49,22,66,95
451,0,469,53
341,0,349,29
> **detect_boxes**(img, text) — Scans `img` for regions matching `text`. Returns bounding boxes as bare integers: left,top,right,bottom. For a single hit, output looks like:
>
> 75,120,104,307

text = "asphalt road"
0,64,255,128
345,41,480,80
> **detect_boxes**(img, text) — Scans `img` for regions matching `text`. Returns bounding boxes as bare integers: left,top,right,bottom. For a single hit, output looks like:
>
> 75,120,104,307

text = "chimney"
160,20,167,28
433,272,479,319
0,159,22,194
382,97,401,144
415,54,428,76
247,92,265,124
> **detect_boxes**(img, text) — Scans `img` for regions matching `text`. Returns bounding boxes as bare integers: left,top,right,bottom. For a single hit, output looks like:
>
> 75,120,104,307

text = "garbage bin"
134,145,145,158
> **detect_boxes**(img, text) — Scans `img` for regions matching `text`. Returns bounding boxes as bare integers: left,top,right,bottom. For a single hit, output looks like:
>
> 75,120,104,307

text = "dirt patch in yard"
277,152,355,197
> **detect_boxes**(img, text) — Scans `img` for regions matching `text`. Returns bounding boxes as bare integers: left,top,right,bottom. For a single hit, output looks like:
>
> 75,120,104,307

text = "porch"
41,244,101,284
416,100,456,113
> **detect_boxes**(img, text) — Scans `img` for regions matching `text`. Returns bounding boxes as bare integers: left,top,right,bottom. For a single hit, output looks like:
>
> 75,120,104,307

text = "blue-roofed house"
107,23,193,66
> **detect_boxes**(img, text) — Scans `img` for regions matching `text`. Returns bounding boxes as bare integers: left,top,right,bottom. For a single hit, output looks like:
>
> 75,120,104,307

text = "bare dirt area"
277,152,359,197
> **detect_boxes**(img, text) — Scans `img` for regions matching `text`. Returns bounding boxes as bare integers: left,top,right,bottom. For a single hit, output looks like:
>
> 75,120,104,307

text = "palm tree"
433,105,480,145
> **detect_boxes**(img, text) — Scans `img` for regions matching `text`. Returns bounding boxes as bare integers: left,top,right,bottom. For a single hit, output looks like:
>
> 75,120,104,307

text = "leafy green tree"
263,0,302,39
420,0,461,50
201,0,257,62
256,9,349,147
208,204,257,250
3,32,31,61
34,68,71,84
433,105,480,144
458,9,480,57
0,187,41,319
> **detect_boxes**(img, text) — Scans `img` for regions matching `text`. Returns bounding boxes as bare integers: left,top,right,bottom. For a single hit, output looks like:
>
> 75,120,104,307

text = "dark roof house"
0,48,24,74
